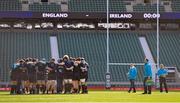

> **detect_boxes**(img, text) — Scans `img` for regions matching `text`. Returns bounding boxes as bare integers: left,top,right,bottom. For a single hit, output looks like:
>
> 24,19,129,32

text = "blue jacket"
144,62,152,77
157,68,168,77
128,66,137,80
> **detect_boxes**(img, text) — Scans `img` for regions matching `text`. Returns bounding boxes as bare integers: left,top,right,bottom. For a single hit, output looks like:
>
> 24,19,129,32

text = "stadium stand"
27,0,174,13
67,0,167,12
68,0,126,12
109,31,144,63
133,4,165,12
145,31,180,71
0,0,180,84
0,0,22,11
68,0,107,12
0,30,51,81
0,31,144,82
0,0,179,12
109,31,145,82
109,0,126,12
57,30,107,82
29,2,61,12
0,29,180,83
171,0,180,12
57,30,145,82
0,30,180,82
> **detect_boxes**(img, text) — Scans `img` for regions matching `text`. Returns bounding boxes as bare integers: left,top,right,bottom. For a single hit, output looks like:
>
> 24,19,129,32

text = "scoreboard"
0,11,180,30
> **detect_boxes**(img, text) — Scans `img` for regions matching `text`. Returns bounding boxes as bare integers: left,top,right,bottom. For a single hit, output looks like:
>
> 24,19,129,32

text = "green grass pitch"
0,91,180,103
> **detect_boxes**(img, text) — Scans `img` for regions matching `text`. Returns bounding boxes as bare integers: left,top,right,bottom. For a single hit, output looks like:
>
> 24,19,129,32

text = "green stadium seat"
0,31,51,81
29,2,61,12
146,31,180,71
68,0,126,12
172,0,180,12
1,30,180,82
0,0,22,11
133,4,165,12
57,30,145,82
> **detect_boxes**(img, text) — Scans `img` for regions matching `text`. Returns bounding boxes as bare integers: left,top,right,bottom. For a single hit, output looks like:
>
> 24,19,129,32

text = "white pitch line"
5,102,180,103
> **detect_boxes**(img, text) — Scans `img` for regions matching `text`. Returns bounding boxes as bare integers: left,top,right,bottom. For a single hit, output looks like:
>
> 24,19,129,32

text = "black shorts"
48,73,56,80
56,73,64,79
28,74,37,83
11,75,18,81
80,72,88,79
64,72,73,79
21,73,28,81
37,73,45,80
73,73,80,80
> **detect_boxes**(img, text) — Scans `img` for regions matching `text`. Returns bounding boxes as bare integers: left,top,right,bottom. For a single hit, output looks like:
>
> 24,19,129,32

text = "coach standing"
127,64,137,93
142,59,152,94
157,64,168,93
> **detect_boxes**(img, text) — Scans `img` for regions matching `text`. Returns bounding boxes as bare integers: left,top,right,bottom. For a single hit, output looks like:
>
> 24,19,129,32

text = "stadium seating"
171,0,180,12
29,2,61,12
109,0,126,12
1,30,180,82
0,30,51,81
57,30,180,82
109,31,144,63
68,0,167,12
0,0,178,12
145,31,180,71
109,31,145,82
68,0,106,12
68,0,126,12
133,4,165,12
1,0,180,12
0,0,22,11
57,31,145,82
57,30,107,81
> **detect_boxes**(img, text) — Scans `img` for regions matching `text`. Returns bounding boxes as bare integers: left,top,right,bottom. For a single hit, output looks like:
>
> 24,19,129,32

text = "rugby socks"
64,84,68,94
42,85,46,94
25,87,29,94
81,82,88,94
84,86,88,93
78,85,81,93
36,84,40,94
73,88,78,93
64,83,73,94
81,85,85,93
10,85,16,94
68,84,72,93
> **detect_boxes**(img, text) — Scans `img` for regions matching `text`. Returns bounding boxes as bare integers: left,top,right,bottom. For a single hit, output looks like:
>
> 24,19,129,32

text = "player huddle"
10,55,88,95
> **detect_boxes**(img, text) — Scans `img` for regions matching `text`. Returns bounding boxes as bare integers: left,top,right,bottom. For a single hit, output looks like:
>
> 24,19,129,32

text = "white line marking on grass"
5,102,179,103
